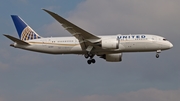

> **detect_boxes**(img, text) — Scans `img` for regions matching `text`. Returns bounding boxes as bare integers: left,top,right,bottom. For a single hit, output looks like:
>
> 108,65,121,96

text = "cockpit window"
163,39,167,41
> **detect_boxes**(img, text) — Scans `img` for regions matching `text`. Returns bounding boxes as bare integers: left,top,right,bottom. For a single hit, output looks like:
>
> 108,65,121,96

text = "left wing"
43,9,101,51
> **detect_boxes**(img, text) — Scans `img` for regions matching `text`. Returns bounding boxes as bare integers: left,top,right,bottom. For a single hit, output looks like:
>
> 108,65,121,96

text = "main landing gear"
156,50,161,58
87,58,96,64
84,53,96,65
85,46,96,64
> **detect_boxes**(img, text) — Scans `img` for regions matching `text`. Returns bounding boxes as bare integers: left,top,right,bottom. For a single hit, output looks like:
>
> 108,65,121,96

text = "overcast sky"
0,0,180,101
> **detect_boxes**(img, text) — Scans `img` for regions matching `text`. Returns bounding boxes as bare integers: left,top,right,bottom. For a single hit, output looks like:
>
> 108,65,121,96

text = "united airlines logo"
21,26,41,41
117,35,146,40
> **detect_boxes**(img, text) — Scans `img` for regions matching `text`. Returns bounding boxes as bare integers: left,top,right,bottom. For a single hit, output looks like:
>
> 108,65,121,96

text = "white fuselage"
7,10,174,64
12,34,173,55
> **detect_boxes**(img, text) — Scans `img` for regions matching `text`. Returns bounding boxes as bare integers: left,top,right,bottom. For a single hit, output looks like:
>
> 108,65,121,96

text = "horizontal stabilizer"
3,34,30,45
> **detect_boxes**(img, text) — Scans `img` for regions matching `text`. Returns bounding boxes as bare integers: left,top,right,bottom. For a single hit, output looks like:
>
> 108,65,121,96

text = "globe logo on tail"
21,26,41,41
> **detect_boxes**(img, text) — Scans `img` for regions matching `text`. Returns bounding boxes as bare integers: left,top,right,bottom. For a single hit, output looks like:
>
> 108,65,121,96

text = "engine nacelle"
101,39,119,49
101,53,122,62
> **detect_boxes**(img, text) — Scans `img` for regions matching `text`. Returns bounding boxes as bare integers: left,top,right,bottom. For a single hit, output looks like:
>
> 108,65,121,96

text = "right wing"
43,9,101,51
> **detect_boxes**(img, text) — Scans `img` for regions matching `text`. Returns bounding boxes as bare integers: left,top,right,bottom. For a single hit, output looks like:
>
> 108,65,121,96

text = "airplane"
4,9,173,64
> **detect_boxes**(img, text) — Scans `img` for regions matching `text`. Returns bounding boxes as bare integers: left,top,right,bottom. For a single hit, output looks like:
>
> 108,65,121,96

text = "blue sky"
0,0,180,101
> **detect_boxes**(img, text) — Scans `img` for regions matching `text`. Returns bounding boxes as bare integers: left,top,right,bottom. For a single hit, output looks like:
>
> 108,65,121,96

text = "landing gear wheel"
91,59,96,64
156,54,159,58
87,60,92,64
84,54,89,59
85,53,96,64
87,59,96,64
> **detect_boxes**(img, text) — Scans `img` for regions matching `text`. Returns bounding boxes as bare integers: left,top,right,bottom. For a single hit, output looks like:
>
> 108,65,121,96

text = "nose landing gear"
156,50,161,58
156,54,159,58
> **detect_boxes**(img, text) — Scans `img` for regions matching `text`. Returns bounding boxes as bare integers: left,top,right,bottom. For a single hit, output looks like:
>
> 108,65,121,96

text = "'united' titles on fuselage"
117,35,146,40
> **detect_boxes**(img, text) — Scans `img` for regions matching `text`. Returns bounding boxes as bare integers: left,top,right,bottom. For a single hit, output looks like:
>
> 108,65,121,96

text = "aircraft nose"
169,42,173,48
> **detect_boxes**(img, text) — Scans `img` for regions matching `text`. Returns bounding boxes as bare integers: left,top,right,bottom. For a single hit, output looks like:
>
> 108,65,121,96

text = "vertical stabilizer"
11,15,41,41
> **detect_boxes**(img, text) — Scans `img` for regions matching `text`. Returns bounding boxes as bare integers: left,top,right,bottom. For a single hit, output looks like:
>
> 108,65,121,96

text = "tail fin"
11,15,41,41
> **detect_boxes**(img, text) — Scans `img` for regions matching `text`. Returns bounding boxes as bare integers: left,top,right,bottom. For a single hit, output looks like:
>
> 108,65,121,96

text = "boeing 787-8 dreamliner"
4,9,173,64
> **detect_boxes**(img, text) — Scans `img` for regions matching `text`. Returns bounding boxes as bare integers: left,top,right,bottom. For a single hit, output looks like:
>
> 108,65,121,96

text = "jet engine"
101,39,119,49
100,53,122,62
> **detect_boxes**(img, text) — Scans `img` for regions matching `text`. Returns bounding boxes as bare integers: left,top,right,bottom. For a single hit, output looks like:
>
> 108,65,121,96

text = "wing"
43,9,101,51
